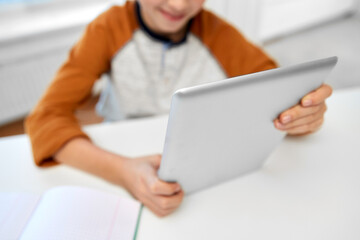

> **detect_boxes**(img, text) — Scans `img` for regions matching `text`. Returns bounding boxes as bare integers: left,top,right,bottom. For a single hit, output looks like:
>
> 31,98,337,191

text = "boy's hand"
274,84,332,135
121,154,183,217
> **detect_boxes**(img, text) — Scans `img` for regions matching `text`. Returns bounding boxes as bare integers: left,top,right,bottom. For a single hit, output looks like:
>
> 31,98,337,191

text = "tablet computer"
158,56,338,194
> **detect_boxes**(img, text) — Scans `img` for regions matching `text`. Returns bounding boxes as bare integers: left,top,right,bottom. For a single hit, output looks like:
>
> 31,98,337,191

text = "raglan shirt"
25,1,277,166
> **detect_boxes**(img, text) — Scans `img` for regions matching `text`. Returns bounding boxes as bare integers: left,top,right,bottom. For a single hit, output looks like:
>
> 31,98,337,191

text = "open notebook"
0,186,142,240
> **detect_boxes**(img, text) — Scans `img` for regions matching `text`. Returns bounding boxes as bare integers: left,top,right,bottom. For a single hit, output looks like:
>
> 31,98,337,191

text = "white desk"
1,87,360,239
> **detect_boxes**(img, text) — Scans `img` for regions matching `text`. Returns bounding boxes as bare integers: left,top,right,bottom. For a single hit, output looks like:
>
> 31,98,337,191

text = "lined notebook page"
0,192,40,240
19,186,141,240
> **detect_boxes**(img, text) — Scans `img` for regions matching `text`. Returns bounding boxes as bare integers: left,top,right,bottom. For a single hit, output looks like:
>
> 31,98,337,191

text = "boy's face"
138,0,205,35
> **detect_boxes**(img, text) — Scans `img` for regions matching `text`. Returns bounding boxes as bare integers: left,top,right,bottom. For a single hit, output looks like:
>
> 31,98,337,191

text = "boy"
25,0,332,217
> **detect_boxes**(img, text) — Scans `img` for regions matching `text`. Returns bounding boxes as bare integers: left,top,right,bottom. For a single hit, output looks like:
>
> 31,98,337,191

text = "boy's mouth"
159,9,186,22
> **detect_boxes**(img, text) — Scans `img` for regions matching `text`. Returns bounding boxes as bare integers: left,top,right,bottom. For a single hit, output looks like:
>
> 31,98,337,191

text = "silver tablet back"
158,56,338,194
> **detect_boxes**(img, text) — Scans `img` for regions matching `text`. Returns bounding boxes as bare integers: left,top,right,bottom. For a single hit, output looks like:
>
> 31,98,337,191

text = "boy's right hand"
120,154,184,217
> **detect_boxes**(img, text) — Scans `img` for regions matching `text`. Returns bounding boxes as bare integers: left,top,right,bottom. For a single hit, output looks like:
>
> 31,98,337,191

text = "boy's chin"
160,25,187,35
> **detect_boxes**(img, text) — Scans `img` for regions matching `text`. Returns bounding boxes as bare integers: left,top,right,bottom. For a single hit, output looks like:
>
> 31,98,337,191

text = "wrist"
109,154,132,187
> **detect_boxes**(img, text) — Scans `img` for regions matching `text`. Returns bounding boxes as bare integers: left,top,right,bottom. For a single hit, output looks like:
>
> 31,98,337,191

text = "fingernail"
275,121,283,129
303,99,312,107
281,115,291,124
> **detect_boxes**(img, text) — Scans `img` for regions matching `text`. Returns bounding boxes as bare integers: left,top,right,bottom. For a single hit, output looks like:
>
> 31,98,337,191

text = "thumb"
149,154,162,169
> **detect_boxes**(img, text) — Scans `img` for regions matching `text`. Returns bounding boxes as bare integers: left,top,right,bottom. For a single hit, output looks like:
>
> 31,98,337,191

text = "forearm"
54,137,128,186
54,137,184,217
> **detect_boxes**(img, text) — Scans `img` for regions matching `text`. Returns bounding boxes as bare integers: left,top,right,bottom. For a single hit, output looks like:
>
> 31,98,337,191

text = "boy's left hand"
274,84,333,135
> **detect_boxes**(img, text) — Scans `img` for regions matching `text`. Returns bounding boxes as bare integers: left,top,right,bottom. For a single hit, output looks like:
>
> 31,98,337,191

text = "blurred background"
0,0,359,137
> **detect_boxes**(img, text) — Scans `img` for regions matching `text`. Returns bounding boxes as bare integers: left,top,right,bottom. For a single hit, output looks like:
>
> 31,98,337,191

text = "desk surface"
1,87,360,239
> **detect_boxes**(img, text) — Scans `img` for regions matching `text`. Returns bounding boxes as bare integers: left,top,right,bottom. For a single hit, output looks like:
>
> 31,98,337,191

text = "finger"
278,103,325,124
148,176,182,196
276,104,327,130
153,191,184,211
142,195,177,217
132,185,179,217
143,190,184,217
301,84,332,107
286,117,324,135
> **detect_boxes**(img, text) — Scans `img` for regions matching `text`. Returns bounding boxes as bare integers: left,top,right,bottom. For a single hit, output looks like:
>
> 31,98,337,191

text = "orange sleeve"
191,9,278,77
25,3,138,166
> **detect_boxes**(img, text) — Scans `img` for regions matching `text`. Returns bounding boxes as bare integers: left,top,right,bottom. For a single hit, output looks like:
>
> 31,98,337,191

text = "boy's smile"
138,0,205,42
158,8,186,22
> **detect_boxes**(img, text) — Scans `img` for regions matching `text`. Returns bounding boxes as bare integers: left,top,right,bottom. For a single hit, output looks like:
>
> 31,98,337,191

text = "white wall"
0,0,358,125
205,0,261,43
206,0,356,42
259,0,356,41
